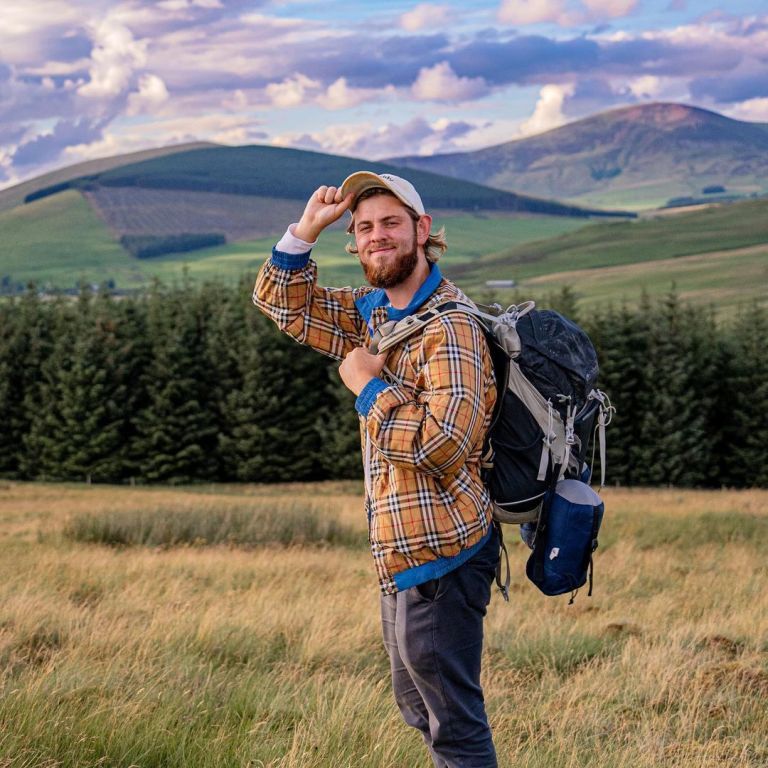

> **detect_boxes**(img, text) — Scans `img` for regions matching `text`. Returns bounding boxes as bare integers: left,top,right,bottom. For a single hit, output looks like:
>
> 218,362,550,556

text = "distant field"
1,481,766,767
521,243,768,315
454,198,768,315
0,190,147,288
1,191,766,319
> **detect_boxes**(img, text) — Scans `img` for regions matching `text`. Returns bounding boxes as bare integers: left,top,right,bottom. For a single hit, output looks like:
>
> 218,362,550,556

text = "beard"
361,244,419,289
360,223,420,289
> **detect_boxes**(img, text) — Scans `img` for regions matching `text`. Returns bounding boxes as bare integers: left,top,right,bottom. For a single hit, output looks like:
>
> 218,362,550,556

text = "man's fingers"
323,186,339,204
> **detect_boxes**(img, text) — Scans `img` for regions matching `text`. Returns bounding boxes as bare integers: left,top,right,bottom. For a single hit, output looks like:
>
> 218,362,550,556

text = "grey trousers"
380,528,499,768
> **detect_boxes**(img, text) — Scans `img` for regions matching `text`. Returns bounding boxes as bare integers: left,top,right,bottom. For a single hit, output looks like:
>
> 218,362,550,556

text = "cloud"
628,75,663,100
497,0,573,26
497,0,638,26
519,83,574,136
412,61,488,102
580,0,637,19
78,17,147,100
126,74,170,115
274,116,478,159
316,78,386,110
400,4,451,31
12,118,105,166
265,74,321,107
690,71,768,104
724,97,768,122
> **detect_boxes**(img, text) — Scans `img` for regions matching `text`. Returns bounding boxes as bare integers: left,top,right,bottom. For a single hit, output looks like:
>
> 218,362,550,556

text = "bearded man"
253,172,500,767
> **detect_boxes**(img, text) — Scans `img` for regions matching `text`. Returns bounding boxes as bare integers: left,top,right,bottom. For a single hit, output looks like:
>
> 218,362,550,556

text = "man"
253,172,499,767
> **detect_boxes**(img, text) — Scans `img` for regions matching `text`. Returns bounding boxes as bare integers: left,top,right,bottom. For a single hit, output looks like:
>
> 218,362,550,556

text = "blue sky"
1,0,766,188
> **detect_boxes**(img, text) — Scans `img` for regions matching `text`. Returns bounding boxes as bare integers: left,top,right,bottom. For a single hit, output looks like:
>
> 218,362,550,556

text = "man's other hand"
339,347,388,396
294,185,354,243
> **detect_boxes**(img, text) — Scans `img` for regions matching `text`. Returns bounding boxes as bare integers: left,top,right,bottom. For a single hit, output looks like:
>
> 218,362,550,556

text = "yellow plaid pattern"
253,257,496,594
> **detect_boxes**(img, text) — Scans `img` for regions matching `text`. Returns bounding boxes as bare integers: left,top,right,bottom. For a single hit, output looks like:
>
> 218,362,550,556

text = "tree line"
0,280,765,488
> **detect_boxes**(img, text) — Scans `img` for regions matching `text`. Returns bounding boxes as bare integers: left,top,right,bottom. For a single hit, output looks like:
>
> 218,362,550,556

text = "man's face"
353,193,424,289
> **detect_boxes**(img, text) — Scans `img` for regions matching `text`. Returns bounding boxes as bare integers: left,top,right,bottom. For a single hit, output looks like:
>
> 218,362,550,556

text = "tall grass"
63,499,366,549
1,483,766,767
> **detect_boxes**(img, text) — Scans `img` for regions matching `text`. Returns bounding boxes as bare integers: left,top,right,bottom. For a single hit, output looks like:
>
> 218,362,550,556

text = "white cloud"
126,74,170,115
78,17,147,100
497,0,574,26
400,4,451,31
273,116,478,160
412,62,488,102
157,0,223,10
265,74,321,108
628,75,663,99
222,89,248,111
581,0,637,18
316,78,386,110
519,83,574,136
725,97,768,122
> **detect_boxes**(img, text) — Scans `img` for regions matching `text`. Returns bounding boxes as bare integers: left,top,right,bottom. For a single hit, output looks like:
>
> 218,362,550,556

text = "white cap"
340,171,425,216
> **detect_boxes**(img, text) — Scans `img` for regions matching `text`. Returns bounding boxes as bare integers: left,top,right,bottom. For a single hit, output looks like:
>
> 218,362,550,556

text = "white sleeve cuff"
275,224,318,254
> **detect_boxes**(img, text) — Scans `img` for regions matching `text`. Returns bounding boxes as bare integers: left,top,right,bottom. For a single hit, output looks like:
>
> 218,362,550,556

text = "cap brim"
340,172,386,202
340,171,412,211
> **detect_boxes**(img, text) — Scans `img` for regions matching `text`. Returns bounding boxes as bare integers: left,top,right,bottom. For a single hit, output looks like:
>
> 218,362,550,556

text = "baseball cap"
340,171,425,216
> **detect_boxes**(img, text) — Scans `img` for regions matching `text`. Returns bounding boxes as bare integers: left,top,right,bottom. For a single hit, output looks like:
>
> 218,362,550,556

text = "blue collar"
355,263,443,329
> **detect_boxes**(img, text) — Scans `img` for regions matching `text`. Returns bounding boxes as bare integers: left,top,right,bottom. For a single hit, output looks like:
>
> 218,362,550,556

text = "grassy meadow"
1,481,766,767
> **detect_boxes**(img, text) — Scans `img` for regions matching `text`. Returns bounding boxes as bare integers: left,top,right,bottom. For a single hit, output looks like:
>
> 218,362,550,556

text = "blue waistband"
393,527,493,592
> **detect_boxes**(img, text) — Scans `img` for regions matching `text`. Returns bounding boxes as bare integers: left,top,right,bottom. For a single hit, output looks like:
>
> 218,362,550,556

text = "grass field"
520,243,768,315
1,481,766,767
453,198,768,315
0,191,148,289
2,190,766,319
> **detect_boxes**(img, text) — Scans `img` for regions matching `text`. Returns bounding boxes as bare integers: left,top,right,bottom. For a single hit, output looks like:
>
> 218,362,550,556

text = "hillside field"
453,198,768,315
1,189,766,318
1,481,766,767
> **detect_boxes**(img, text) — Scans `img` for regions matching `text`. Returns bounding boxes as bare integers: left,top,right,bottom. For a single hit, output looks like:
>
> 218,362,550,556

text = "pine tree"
632,290,711,486
219,309,329,482
132,282,220,483
1,289,55,478
22,287,132,481
724,303,768,487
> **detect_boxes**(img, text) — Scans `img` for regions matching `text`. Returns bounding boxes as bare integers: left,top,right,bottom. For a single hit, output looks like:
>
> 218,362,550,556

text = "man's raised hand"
294,185,354,243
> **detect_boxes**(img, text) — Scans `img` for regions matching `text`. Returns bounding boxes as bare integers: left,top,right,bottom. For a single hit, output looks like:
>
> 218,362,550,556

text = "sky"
1,0,767,189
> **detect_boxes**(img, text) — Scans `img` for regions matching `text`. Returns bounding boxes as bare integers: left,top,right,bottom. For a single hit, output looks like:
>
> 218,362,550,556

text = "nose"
369,222,387,241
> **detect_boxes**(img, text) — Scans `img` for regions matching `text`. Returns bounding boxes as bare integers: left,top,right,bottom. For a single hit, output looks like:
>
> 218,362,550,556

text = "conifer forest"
0,280,765,488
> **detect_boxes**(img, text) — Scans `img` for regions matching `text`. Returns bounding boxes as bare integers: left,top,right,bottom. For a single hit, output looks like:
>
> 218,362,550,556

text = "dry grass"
0,482,766,767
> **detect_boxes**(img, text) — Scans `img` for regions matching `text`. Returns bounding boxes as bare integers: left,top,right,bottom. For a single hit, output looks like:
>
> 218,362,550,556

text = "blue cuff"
355,378,389,416
270,246,311,270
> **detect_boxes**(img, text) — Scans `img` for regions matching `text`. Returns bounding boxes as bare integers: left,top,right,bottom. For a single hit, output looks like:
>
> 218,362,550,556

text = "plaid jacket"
253,249,496,594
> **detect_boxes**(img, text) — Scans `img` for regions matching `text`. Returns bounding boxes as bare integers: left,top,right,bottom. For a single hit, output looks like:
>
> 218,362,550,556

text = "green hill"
31,144,621,218
449,198,768,316
389,103,768,210
0,142,216,215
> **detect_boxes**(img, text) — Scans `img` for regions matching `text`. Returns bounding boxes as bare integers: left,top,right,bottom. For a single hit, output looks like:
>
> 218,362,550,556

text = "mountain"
0,142,217,214
388,103,768,210
0,143,634,292
24,144,627,223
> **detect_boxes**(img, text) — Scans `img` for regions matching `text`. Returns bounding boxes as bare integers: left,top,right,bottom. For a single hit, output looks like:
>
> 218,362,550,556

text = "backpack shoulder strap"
370,299,536,355
369,300,480,354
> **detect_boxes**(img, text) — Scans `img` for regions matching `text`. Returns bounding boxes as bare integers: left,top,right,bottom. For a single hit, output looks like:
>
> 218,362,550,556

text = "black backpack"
371,300,614,602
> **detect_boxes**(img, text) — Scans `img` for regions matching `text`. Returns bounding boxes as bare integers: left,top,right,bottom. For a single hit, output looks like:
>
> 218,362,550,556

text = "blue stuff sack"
524,479,604,602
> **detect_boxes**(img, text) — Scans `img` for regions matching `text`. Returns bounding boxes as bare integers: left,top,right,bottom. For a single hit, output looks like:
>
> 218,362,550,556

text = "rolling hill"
450,197,768,317
0,142,217,215
389,103,768,210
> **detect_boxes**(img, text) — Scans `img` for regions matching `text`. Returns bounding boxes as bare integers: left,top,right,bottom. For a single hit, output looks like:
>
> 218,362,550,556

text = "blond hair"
345,188,447,263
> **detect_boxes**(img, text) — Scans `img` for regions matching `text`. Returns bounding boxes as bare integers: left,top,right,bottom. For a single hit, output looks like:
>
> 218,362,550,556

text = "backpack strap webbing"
494,521,510,602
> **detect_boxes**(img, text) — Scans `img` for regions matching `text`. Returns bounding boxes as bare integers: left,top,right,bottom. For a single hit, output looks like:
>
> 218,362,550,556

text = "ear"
416,214,432,246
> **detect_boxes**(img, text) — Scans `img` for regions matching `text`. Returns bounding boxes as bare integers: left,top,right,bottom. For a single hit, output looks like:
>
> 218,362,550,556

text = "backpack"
371,299,614,603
